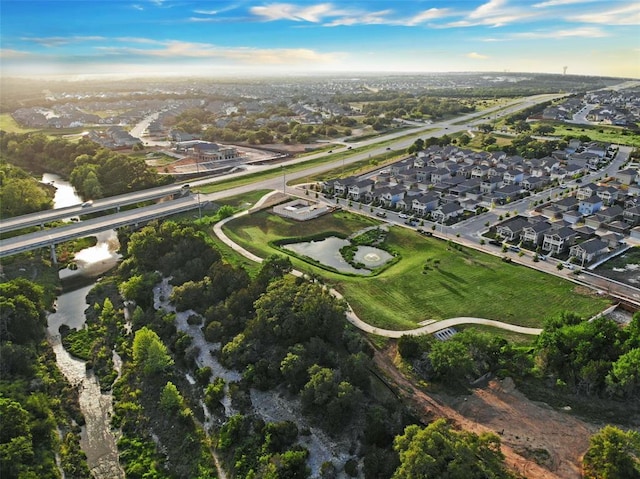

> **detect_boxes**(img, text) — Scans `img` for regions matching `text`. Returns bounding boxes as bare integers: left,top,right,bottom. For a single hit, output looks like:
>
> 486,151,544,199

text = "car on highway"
81,201,93,207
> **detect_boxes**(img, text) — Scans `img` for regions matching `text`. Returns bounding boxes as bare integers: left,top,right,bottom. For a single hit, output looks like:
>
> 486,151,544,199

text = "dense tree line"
358,95,475,122
582,425,640,479
111,218,523,478
536,312,640,398
0,278,89,478
0,162,54,218
0,131,172,201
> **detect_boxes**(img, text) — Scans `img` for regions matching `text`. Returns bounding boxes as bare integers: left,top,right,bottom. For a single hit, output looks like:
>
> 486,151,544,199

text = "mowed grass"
222,210,610,330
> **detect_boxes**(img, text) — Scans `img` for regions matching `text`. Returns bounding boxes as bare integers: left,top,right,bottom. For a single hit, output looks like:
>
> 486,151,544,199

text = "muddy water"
44,174,124,478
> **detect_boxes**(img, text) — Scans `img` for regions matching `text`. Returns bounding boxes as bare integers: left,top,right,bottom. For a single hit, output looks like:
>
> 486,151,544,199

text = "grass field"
0,113,37,133
546,122,640,148
222,209,610,330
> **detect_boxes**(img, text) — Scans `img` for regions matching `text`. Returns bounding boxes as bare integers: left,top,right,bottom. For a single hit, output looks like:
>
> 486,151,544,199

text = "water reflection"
41,172,82,208
42,172,124,476
283,236,393,275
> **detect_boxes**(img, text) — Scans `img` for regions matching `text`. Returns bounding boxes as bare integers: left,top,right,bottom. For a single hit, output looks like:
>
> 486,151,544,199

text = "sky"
0,0,639,79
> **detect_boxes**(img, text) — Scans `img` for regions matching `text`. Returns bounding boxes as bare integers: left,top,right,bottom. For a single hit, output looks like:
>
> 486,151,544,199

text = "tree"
132,327,174,376
393,419,515,479
160,381,184,412
582,425,640,479
606,348,640,398
428,340,473,383
0,397,34,474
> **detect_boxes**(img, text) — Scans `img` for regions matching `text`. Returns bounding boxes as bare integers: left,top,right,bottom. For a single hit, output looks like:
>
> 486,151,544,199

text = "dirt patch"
449,377,596,479
373,345,596,479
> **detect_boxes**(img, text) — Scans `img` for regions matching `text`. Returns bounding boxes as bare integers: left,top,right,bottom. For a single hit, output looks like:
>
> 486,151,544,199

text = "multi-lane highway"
0,184,190,235
0,196,201,260
0,91,620,267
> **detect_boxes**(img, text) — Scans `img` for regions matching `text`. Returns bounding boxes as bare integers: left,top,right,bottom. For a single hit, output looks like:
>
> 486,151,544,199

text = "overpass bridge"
0,195,201,263
0,184,190,235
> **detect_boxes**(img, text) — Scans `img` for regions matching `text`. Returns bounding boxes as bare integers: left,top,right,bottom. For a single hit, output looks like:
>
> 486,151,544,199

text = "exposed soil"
373,344,597,479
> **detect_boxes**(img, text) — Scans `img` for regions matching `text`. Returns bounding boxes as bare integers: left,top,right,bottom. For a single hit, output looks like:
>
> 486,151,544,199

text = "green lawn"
0,113,37,133
222,210,610,330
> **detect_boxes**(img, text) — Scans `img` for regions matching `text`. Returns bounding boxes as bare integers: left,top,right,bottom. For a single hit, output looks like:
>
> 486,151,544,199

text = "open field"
0,113,38,133
546,121,640,148
222,209,610,330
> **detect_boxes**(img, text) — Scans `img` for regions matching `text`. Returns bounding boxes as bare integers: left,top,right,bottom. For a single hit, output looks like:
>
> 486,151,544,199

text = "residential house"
521,221,553,245
555,196,579,212
578,195,604,216
623,205,640,225
569,239,609,264
596,186,619,206
480,177,503,194
347,179,374,201
431,168,452,184
431,202,464,223
332,177,357,196
522,176,549,191
496,216,530,242
543,227,577,254
616,168,638,185
411,193,440,216
376,186,406,208
471,165,490,179
494,184,522,201
502,170,524,185
576,183,599,200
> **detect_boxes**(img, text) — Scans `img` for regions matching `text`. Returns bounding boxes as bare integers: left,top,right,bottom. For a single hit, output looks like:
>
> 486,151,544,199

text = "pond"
283,236,393,275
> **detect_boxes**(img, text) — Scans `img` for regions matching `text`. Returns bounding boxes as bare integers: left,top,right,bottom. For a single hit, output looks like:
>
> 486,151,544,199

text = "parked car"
489,239,503,246
538,255,547,261
563,262,575,270
376,211,387,218
398,213,409,219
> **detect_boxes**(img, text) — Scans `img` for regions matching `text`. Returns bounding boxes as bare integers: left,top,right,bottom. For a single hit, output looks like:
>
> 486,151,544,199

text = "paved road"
213,192,543,338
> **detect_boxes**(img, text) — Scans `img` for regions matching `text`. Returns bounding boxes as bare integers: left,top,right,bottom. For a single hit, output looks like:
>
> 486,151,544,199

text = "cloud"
250,2,344,22
404,8,452,26
0,49,32,58
21,36,106,47
97,39,342,64
445,0,539,28
467,52,489,59
572,3,640,25
513,27,609,38
533,0,597,7
324,9,392,27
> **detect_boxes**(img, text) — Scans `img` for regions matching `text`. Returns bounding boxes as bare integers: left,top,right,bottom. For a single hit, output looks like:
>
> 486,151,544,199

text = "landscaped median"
219,207,611,332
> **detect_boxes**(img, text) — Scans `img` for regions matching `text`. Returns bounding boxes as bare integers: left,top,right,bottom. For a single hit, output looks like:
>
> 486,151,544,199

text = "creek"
42,174,125,478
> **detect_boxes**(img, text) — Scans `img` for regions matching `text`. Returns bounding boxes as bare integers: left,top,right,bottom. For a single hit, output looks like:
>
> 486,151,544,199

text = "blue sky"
1,0,638,78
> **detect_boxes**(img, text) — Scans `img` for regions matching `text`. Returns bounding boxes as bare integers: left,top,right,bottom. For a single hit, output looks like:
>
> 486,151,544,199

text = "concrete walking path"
213,192,543,338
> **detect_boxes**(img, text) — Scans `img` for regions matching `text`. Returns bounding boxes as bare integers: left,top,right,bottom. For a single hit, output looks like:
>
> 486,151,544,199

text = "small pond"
283,236,393,275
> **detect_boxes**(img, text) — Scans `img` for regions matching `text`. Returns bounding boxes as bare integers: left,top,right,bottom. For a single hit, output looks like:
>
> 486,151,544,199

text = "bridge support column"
116,205,120,212
50,244,57,265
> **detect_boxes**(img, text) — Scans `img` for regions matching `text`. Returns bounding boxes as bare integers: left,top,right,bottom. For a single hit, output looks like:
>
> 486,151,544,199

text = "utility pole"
282,165,286,194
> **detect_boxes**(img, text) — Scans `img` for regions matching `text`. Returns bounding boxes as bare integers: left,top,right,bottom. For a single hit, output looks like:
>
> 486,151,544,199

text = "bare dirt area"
373,344,596,479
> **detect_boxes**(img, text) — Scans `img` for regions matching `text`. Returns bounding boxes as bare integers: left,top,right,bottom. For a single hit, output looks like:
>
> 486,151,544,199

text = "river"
42,174,125,478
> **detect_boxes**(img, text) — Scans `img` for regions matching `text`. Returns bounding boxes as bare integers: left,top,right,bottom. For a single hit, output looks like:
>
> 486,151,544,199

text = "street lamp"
196,156,202,219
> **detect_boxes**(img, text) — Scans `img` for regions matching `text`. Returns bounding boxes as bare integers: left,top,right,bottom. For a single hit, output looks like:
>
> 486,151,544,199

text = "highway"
0,184,190,235
0,196,200,259
0,91,615,264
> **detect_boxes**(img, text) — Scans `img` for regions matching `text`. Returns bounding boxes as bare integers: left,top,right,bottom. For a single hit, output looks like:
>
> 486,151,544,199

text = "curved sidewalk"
212,193,542,338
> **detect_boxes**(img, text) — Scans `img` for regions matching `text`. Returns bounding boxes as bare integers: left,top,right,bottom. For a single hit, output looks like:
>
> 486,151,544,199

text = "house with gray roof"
569,239,609,264
543,227,577,254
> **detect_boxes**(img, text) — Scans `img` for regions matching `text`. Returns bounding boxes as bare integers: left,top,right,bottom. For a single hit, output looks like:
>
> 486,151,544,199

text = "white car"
398,213,409,219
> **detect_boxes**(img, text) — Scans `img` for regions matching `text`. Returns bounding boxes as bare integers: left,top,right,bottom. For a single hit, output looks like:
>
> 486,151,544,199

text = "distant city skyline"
1,0,638,79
